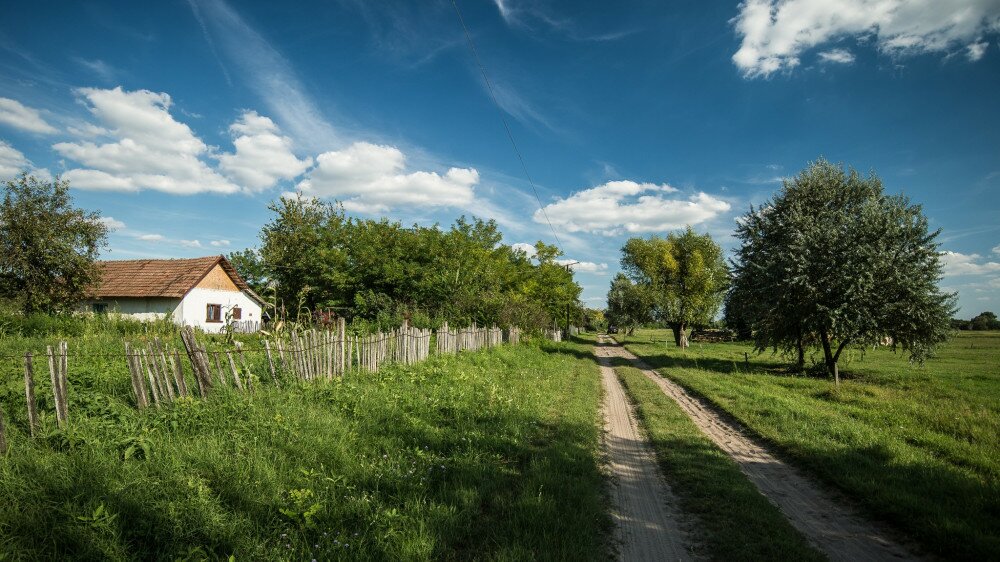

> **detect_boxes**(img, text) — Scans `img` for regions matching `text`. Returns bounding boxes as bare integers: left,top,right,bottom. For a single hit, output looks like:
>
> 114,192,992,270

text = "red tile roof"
91,256,254,299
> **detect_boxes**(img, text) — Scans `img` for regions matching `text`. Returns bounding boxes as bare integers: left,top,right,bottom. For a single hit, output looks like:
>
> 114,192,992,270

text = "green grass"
0,333,611,560
614,365,824,561
619,329,1000,560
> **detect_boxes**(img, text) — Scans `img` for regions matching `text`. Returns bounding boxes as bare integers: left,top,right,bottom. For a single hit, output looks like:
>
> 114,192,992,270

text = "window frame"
206,303,223,323
232,306,242,320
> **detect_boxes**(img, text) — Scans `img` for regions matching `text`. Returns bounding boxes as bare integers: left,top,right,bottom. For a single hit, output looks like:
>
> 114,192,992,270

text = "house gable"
195,264,240,292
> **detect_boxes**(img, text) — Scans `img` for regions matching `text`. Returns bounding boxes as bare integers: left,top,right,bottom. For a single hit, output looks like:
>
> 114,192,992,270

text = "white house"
83,255,265,333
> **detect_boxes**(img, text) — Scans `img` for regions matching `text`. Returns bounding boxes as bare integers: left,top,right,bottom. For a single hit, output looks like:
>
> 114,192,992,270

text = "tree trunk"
795,331,805,372
671,323,689,348
820,329,839,386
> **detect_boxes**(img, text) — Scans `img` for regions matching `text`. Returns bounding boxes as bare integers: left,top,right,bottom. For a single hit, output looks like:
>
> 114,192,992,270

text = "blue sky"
1,0,998,315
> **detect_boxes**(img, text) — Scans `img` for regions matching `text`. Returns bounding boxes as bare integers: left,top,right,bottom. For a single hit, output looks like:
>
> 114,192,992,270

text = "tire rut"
605,338,921,562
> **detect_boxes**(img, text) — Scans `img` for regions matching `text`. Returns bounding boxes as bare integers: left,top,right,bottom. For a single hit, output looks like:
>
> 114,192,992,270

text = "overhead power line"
449,0,564,252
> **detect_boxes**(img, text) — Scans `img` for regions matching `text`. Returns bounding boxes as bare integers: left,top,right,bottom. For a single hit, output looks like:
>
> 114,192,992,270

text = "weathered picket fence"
0,322,561,452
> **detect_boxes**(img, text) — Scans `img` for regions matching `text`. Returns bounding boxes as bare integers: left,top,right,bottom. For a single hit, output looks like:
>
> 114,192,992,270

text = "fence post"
46,346,65,428
264,339,278,384
24,352,39,437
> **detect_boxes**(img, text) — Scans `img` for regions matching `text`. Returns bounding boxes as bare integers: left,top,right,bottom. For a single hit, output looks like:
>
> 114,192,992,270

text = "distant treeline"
951,311,1000,331
229,194,584,331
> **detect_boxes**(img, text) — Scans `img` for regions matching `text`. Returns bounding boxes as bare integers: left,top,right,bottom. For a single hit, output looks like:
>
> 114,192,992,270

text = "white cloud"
53,87,239,195
0,97,57,134
295,141,478,213
217,110,312,191
557,259,609,274
180,239,203,248
210,239,231,247
98,216,126,230
967,40,990,60
818,48,856,64
732,0,1000,77
511,242,537,258
992,244,1000,255
138,233,165,242
535,180,731,235
0,140,30,178
942,251,1000,276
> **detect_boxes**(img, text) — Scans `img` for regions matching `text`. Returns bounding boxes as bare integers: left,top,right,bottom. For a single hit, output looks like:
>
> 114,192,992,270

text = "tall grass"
0,334,610,560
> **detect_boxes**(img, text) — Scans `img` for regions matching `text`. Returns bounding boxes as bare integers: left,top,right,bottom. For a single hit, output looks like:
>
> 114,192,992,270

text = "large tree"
0,174,108,314
605,273,650,335
729,159,955,383
620,227,728,347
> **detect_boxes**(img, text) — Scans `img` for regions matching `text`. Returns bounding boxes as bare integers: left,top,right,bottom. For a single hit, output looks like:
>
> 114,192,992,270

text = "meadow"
618,329,1000,560
0,326,611,560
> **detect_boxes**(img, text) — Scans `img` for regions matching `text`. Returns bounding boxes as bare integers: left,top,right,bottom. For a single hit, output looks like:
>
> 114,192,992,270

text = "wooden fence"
0,322,569,452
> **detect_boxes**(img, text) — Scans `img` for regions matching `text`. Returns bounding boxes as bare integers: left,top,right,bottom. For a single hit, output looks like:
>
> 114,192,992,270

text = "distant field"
0,333,610,560
618,329,1000,560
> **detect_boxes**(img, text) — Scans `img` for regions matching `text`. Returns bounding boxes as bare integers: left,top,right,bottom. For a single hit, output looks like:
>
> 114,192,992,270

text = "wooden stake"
24,352,39,437
226,351,245,391
141,351,160,407
47,346,65,427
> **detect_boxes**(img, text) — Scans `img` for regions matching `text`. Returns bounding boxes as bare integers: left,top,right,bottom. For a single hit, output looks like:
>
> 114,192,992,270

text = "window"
232,306,242,320
92,303,108,314
206,304,222,323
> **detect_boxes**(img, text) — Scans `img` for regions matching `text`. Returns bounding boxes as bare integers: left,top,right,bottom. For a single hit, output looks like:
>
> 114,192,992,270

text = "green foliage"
620,227,728,345
969,311,1000,331
226,248,268,294
254,193,582,330
728,159,955,380
0,174,108,314
605,273,650,334
619,328,1000,560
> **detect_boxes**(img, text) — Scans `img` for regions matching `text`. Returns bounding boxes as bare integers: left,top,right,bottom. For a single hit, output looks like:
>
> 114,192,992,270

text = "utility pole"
560,261,578,338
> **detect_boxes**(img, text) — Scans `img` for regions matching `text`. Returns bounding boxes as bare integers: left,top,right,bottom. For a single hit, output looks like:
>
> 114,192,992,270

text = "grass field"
618,329,1000,560
0,332,611,560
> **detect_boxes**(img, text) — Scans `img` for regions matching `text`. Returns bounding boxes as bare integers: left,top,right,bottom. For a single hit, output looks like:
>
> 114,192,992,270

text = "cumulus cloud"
511,242,537,258
732,0,1000,77
818,48,855,64
535,180,731,235
138,233,165,242
294,141,478,213
557,259,608,274
180,239,203,248
0,98,57,134
210,239,231,247
942,250,1000,276
53,87,239,195
98,216,126,230
217,110,312,191
0,140,30,178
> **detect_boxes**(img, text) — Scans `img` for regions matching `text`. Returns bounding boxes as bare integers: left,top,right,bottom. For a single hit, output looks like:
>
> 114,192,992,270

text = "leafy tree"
620,227,728,347
605,273,650,335
729,159,955,383
970,311,999,330
0,174,108,314
227,248,268,294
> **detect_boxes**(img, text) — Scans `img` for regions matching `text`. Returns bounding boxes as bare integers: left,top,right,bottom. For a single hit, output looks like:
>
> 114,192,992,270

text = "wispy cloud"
492,0,636,42
0,97,57,134
73,57,120,82
185,0,339,152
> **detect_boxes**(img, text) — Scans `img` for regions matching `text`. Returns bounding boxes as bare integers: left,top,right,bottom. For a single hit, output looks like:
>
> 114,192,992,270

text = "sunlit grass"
619,329,1000,560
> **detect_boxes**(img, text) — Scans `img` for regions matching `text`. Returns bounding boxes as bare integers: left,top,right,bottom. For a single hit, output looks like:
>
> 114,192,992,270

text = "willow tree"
729,159,955,383
620,227,728,347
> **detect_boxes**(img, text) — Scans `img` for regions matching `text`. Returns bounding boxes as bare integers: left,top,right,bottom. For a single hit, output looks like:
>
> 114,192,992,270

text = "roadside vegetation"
0,333,610,560
613,362,824,561
618,328,1000,560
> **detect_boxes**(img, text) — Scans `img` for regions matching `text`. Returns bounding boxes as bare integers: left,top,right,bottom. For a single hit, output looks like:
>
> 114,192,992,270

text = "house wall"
178,287,262,333
80,297,182,321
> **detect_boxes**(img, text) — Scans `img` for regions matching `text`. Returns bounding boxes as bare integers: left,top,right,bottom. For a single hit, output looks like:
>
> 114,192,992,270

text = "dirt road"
596,336,694,561
603,337,919,562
